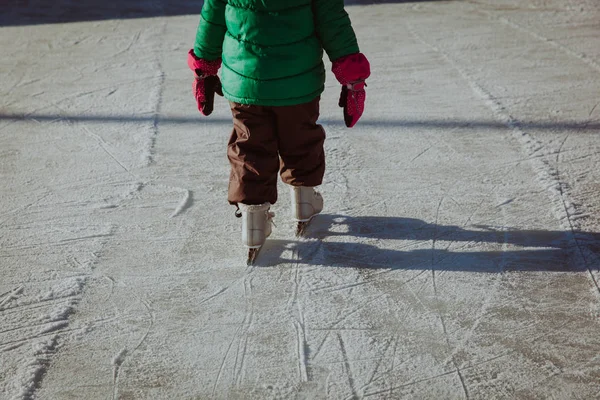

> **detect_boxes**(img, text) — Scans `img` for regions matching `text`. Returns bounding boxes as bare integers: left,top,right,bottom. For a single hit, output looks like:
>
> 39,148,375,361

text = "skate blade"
295,221,310,237
247,247,261,266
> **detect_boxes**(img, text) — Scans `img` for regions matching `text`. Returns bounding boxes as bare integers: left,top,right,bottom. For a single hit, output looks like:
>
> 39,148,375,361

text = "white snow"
2,0,600,399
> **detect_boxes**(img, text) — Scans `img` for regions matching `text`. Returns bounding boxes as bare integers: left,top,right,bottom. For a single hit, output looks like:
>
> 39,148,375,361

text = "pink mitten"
332,53,371,128
187,49,223,116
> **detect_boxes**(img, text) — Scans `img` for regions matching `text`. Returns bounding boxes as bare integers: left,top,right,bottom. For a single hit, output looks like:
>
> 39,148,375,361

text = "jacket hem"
223,87,324,107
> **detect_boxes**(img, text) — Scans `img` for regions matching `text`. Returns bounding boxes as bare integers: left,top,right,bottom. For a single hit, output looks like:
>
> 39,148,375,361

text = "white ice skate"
239,203,275,265
290,186,323,236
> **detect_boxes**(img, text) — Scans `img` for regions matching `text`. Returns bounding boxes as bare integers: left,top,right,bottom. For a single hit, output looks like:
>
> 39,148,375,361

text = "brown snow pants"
227,97,325,205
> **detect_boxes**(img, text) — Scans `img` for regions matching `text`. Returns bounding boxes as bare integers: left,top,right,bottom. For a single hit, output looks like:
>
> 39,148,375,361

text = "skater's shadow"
311,214,585,248
256,214,599,272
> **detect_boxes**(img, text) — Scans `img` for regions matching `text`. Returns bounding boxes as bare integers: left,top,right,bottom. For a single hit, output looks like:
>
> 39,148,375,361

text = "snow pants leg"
227,97,326,206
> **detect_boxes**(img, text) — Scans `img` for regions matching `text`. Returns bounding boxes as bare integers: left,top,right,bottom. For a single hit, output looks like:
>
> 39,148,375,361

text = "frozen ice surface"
1,0,600,399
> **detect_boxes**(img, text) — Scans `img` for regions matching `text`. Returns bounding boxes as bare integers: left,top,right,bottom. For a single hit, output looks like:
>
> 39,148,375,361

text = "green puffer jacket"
193,0,359,106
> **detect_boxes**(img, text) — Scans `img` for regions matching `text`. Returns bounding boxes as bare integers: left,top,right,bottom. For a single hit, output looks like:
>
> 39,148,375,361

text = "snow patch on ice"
5,275,88,400
139,67,165,167
0,286,24,310
112,346,129,393
112,348,129,367
2,223,113,399
9,336,60,400
170,189,193,218
38,276,86,302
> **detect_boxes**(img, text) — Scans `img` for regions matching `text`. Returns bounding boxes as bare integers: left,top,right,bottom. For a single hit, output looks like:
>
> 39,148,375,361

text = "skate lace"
267,211,276,227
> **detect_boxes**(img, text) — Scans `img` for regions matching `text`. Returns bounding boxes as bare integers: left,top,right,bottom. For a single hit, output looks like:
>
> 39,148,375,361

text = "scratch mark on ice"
589,102,599,118
286,246,309,382
82,125,135,178
213,331,238,396
293,318,309,382
491,15,600,74
234,274,255,386
357,337,395,397
495,198,514,208
111,296,154,400
338,333,358,400
313,294,386,361
364,369,456,397
198,287,228,306
411,146,431,162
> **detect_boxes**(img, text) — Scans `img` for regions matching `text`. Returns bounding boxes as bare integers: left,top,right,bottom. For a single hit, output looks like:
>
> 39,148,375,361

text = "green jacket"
193,0,359,106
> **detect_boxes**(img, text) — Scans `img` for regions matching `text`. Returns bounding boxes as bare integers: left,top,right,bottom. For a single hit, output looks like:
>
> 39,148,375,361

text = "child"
188,0,370,263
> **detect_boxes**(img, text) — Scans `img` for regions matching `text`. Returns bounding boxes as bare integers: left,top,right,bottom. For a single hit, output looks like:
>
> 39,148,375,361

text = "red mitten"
187,49,223,116
332,53,371,128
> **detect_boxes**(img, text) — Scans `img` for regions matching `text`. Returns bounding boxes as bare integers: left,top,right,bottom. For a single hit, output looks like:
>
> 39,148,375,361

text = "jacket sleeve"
313,0,360,61
193,0,227,61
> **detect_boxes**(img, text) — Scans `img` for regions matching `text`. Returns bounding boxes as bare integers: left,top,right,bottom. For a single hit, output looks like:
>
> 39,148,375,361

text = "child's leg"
274,97,325,186
227,103,279,205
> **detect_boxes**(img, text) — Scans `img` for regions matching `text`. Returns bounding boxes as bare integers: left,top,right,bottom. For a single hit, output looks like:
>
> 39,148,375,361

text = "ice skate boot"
239,203,274,265
290,186,323,236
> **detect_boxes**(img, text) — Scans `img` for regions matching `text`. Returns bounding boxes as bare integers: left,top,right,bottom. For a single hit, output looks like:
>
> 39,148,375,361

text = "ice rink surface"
1,0,600,398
